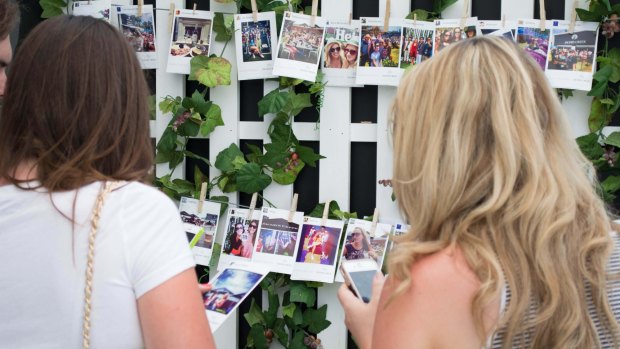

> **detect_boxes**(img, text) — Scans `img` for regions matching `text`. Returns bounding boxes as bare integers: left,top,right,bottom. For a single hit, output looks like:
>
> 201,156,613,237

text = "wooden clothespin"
310,0,318,27
197,182,208,213
460,0,470,30
348,12,352,26
369,208,379,238
137,0,143,17
321,200,331,227
288,193,299,223
251,0,258,23
246,192,258,220
501,14,506,28
168,3,175,34
568,0,577,34
192,3,197,15
540,0,546,31
413,13,417,26
383,0,390,32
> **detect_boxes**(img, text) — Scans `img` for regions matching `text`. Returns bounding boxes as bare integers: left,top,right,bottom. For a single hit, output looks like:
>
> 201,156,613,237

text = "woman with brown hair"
338,36,620,348
0,15,215,348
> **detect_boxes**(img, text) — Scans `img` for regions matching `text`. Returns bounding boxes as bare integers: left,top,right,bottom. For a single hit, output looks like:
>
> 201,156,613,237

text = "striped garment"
489,233,620,348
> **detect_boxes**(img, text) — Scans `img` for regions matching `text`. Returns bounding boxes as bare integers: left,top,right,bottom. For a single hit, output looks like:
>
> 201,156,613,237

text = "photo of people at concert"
203,268,263,315
359,25,401,67
241,19,272,62
517,26,550,70
118,10,155,53
547,29,596,72
434,26,476,55
400,28,433,69
222,216,259,259
322,26,359,69
169,15,211,58
295,224,340,265
277,17,324,64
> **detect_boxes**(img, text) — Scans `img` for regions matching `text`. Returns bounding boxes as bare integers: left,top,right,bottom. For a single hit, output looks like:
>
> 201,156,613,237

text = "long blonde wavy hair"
388,36,619,348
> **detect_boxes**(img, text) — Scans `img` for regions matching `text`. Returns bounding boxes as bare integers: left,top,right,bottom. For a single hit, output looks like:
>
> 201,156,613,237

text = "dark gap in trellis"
353,0,379,19
410,0,434,12
240,80,264,121
239,139,265,208
144,70,156,96
150,138,156,176
185,0,209,11
350,142,377,218
294,141,320,214
186,79,210,100
17,0,44,44
295,83,320,123
351,85,378,123
300,0,321,12
472,0,501,20
185,138,211,184
533,0,564,20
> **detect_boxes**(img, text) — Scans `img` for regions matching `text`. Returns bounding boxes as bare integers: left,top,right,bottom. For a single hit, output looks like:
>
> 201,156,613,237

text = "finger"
370,272,386,303
198,283,212,294
337,283,360,309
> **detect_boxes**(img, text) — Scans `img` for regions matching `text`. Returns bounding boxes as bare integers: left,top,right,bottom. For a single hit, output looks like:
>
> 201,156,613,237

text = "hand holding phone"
340,259,381,303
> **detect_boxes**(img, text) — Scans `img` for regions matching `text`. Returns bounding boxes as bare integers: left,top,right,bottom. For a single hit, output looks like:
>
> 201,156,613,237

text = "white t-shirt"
0,181,195,348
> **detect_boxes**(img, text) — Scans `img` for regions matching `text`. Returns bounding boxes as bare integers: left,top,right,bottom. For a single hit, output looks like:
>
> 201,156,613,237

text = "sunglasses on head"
344,48,357,55
329,46,341,53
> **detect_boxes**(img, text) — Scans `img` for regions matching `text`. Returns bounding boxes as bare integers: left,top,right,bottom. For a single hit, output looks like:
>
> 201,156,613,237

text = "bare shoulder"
372,247,498,349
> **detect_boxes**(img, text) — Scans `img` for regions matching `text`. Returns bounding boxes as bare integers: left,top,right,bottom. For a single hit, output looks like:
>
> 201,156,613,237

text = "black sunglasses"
329,46,341,53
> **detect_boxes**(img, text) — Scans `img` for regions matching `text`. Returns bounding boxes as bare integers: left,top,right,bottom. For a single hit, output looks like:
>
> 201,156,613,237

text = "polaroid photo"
234,12,278,80
251,207,304,274
290,216,345,283
334,218,391,282
321,20,362,87
113,5,157,69
545,20,599,91
516,19,551,71
217,208,262,271
355,17,403,86
178,197,221,266
478,20,517,41
434,18,479,56
72,0,111,22
387,223,410,254
400,19,435,71
273,11,327,82
204,261,269,332
166,10,213,75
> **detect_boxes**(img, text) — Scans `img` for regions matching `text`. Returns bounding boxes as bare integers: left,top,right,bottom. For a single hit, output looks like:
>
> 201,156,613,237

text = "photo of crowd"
548,29,596,72
434,26,476,54
277,17,324,64
517,26,550,70
255,215,298,257
222,216,259,259
170,16,211,58
323,26,359,69
400,28,433,69
241,19,272,62
119,11,155,53
296,225,340,265
203,268,263,315
359,25,402,68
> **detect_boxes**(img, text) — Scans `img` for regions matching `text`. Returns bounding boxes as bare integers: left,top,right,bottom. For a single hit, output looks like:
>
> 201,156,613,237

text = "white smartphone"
340,259,380,303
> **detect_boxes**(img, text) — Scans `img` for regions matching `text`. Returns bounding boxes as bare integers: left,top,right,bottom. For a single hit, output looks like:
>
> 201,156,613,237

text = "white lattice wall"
151,0,593,347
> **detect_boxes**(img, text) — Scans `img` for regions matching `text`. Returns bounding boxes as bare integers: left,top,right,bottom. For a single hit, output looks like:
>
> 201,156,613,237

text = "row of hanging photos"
73,0,598,91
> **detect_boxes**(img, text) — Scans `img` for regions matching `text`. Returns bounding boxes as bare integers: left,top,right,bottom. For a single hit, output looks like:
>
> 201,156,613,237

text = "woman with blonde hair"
324,40,345,68
338,36,620,348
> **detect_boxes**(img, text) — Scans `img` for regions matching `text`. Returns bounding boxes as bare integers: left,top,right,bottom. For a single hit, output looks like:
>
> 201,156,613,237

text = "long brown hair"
0,15,153,191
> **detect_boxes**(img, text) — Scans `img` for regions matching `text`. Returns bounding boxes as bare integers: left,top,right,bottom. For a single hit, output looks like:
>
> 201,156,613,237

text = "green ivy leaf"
576,8,601,21
604,132,620,148
232,155,248,170
193,165,209,194
245,143,264,163
273,318,288,347
213,12,235,42
589,98,609,132
303,305,332,334
601,176,620,199
40,0,66,18
200,104,224,136
272,160,305,185
263,142,291,169
289,281,316,307
215,143,244,173
602,0,612,11
588,80,608,98
248,323,269,349
157,128,178,152
187,90,211,115
269,114,298,145
265,292,279,328
189,56,232,88
159,96,182,114
210,195,229,217
289,330,306,349
169,151,185,170
258,89,290,116
305,281,324,288
576,133,604,160
217,173,238,193
184,150,212,167
282,303,296,319
593,64,613,83
405,9,431,21
296,144,323,168
435,0,458,13
279,76,305,88
284,92,313,117
177,119,200,137
237,162,272,193
244,298,266,327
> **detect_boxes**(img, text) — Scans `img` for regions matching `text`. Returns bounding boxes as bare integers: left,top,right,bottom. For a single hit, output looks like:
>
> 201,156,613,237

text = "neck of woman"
0,161,38,185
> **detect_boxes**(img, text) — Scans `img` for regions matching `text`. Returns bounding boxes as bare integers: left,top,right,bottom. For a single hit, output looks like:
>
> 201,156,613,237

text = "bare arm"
138,268,215,349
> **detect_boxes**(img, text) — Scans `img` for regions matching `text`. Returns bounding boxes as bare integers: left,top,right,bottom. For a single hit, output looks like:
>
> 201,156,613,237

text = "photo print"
204,262,269,332
400,19,435,70
273,11,327,82
387,223,410,254
434,17,479,55
546,20,599,91
166,9,213,75
113,5,157,69
321,20,361,87
335,218,391,282
217,208,262,271
234,12,278,80
355,17,403,86
252,207,303,274
290,216,344,283
72,0,111,22
516,19,551,71
178,197,221,266
479,20,517,40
